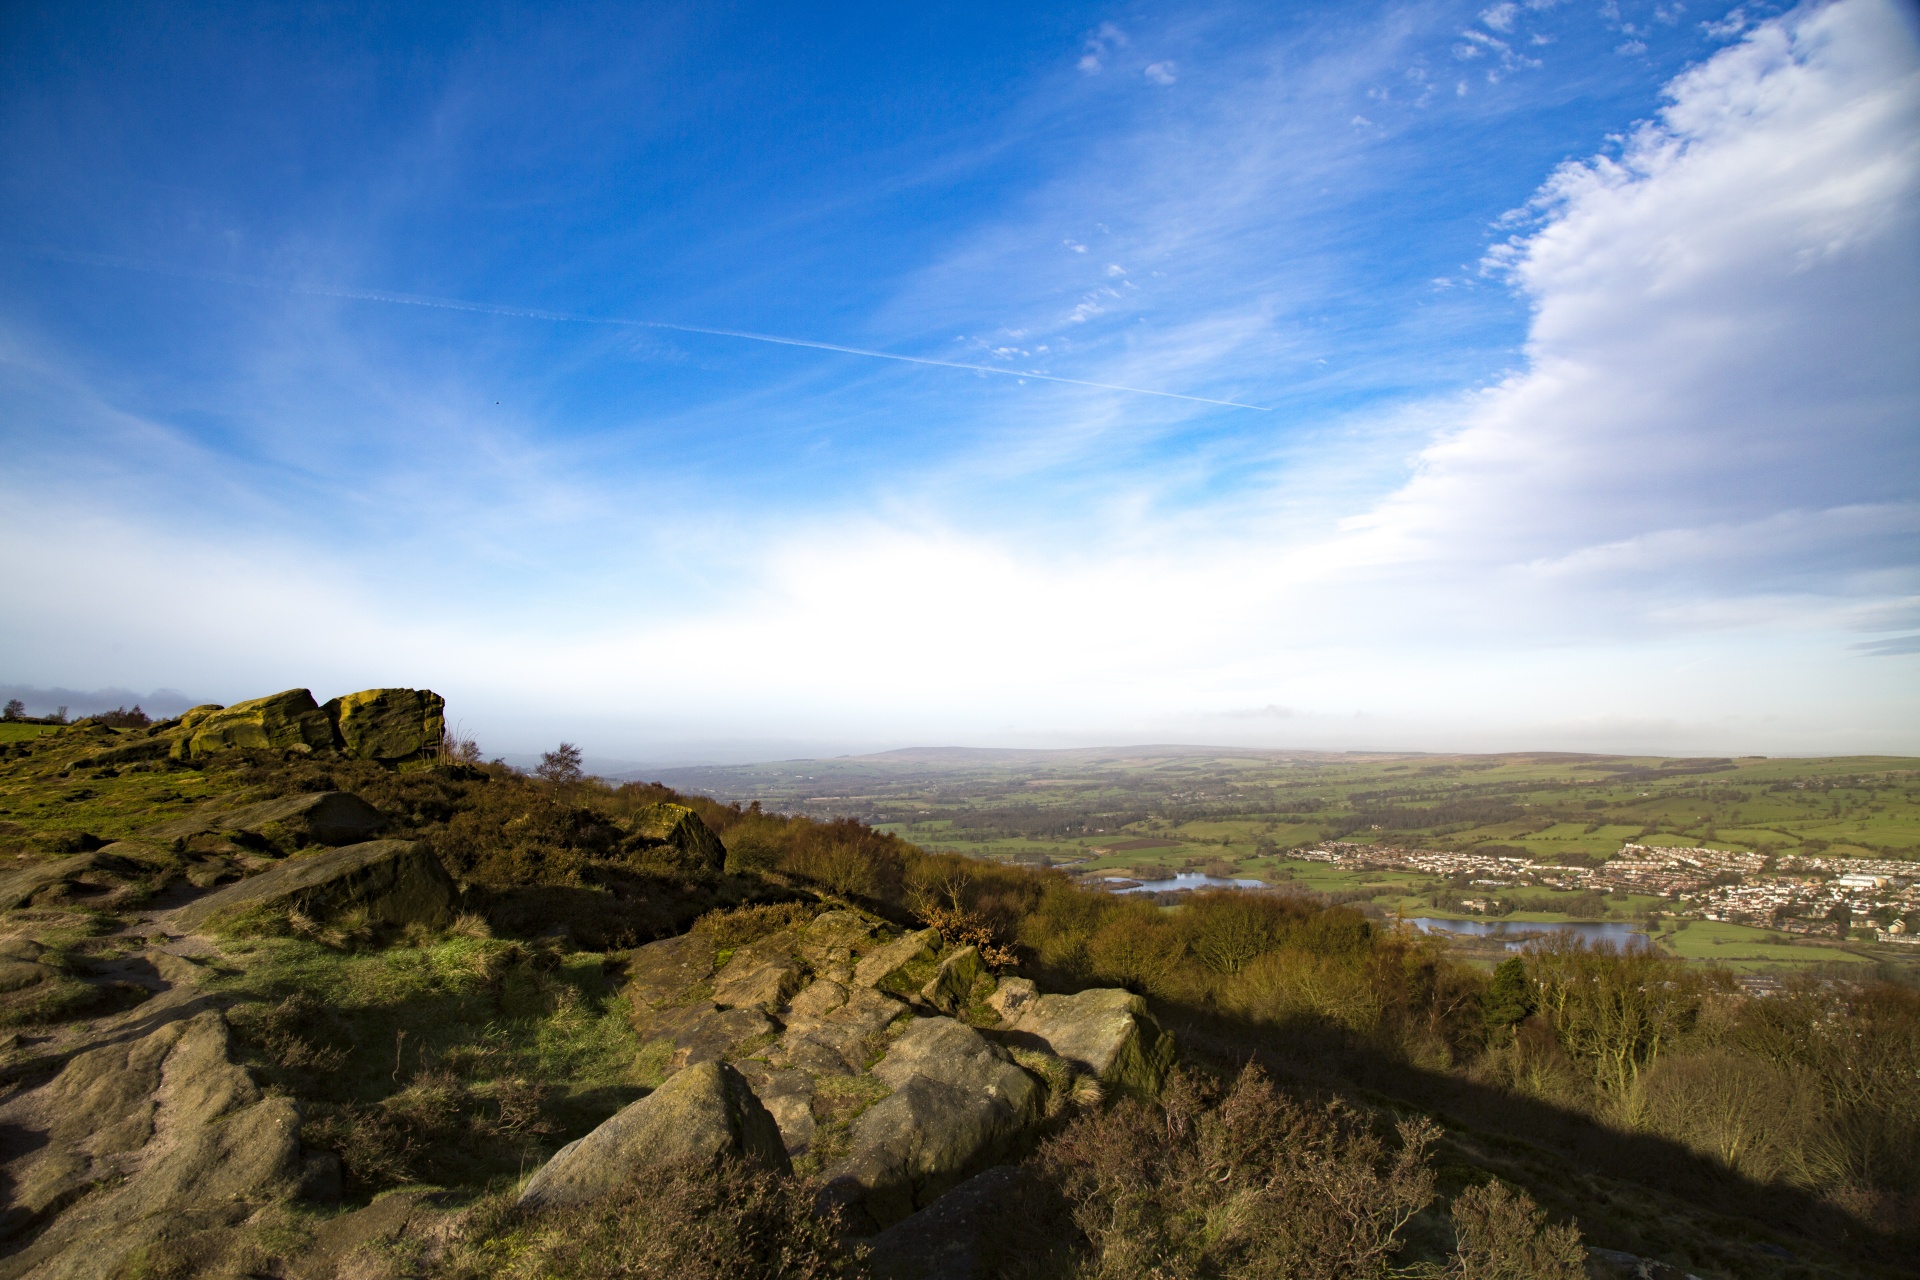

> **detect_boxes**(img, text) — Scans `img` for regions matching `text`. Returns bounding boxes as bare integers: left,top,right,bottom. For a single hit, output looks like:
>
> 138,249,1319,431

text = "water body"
1409,918,1652,950
1105,872,1269,894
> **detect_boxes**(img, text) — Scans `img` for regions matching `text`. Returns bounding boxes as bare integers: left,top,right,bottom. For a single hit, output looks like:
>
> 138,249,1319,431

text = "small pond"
1408,918,1652,950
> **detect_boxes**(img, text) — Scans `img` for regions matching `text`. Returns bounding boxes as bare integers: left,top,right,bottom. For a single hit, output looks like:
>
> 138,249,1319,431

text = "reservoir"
1103,872,1269,894
1408,918,1652,949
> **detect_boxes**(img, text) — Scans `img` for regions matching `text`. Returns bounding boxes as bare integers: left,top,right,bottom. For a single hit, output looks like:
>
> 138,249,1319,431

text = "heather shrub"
427,1157,865,1280
1033,1065,1437,1279
1448,1181,1584,1280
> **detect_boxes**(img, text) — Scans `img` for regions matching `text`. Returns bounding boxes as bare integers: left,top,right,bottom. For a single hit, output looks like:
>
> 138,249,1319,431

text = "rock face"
171,689,338,760
0,1009,308,1280
1004,988,1176,1097
625,802,727,873
322,688,446,763
826,1017,1042,1227
517,1061,787,1208
171,839,455,932
145,791,387,850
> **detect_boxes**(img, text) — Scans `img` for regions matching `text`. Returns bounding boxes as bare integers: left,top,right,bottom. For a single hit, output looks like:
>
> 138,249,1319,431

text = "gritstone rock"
0,845,169,912
853,927,941,993
625,802,727,873
171,839,455,932
170,689,337,761
920,945,989,1015
824,1016,1040,1228
516,1060,788,1208
145,791,386,849
0,1009,305,1280
1004,988,1175,1097
625,930,719,1032
323,688,446,763
985,976,1037,1023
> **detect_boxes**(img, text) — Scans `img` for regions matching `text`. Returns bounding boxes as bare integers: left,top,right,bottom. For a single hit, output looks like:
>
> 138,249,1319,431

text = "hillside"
0,695,1913,1279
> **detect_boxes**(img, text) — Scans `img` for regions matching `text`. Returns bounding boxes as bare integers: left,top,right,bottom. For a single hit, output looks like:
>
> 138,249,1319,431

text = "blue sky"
3,0,1916,764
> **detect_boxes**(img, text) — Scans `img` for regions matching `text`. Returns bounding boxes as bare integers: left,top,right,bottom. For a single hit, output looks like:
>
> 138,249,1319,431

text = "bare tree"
536,742,584,784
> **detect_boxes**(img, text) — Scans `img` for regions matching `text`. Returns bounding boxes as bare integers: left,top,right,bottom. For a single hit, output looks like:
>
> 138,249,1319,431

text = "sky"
1,0,1916,766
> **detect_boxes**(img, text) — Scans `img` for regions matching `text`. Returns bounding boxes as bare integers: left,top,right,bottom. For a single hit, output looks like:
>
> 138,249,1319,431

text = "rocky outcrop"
616,910,1173,1233
171,839,455,932
1003,988,1176,1097
516,1061,787,1208
824,1017,1042,1227
145,791,386,850
0,1009,309,1280
322,688,446,763
625,802,727,873
170,689,339,760
162,688,444,765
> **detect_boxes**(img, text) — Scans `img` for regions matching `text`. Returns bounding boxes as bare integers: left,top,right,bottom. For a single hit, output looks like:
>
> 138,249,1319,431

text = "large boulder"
170,689,337,760
1003,988,1175,1097
322,688,446,763
145,791,386,849
824,1017,1041,1228
171,839,455,932
516,1061,787,1208
625,803,726,873
776,980,905,1076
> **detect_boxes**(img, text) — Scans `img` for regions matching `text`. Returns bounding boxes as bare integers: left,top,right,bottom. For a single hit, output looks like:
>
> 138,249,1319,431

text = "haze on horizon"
2,0,1916,766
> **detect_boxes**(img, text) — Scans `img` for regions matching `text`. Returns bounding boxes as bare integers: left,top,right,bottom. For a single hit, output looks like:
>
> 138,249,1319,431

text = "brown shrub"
1033,1065,1437,1279
426,1157,865,1280
1448,1180,1584,1280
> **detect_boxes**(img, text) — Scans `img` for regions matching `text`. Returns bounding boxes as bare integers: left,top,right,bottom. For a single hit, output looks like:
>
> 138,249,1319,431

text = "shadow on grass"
1158,1001,1912,1279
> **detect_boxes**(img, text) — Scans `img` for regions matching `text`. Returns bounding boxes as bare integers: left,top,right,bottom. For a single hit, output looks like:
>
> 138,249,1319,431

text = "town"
1295,841,1920,942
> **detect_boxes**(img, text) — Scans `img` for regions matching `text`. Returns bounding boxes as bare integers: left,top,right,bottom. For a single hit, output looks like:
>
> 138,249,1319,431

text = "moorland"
0,697,1914,1280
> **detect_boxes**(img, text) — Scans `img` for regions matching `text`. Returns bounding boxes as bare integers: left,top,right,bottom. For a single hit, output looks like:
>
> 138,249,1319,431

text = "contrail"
32,247,1270,412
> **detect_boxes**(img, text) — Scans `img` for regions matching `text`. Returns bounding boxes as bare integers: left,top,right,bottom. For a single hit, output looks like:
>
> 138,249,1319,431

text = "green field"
1652,919,1875,969
0,722,61,744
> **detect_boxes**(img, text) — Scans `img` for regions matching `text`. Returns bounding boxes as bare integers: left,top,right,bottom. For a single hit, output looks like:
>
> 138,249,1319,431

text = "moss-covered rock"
172,839,455,932
171,688,337,760
145,790,386,850
516,1060,788,1208
323,688,446,763
1003,988,1175,1099
625,802,726,873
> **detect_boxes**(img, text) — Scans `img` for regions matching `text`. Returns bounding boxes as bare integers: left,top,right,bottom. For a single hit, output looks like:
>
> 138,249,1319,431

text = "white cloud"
1482,4,1520,32
1145,61,1178,85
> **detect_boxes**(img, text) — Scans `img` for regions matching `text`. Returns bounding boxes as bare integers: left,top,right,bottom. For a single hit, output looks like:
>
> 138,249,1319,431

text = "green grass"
1653,920,1872,969
0,723,60,744
208,932,647,1098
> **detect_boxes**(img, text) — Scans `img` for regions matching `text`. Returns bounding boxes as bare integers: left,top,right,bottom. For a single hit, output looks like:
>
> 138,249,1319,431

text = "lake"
1408,918,1652,949
1103,872,1270,894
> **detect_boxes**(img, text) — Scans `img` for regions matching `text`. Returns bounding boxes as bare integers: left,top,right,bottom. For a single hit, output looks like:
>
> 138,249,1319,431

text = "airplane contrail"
32,247,1271,412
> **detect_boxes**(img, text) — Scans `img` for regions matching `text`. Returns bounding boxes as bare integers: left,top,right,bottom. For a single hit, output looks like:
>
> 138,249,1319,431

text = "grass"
203,928,654,1195
0,724,61,744
1652,920,1873,969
